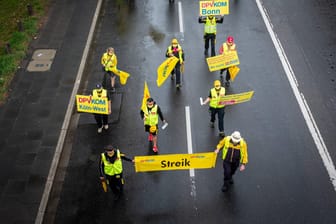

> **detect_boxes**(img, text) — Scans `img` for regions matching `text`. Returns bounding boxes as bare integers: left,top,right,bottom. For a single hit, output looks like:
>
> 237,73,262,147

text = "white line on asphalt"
34,1,103,223
185,106,197,198
185,106,195,176
255,0,336,190
178,1,184,33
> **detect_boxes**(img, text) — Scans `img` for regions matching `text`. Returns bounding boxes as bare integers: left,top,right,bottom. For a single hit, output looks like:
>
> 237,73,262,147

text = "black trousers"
106,173,124,195
174,62,181,85
220,68,231,82
210,107,225,132
204,33,216,56
223,160,240,184
94,113,108,127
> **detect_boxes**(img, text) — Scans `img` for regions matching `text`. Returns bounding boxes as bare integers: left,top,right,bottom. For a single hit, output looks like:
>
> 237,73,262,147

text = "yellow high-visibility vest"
209,87,226,108
204,17,217,34
92,89,107,98
143,105,159,126
221,137,248,164
101,150,123,176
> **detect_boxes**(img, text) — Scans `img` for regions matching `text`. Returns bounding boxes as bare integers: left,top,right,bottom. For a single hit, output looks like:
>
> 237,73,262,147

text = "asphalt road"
51,0,336,223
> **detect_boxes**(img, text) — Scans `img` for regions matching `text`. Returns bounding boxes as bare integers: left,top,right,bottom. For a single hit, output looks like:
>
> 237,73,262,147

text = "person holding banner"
214,131,248,192
166,38,184,89
219,36,237,87
101,47,118,92
202,80,226,137
92,84,111,133
99,145,134,200
140,98,167,152
198,15,223,57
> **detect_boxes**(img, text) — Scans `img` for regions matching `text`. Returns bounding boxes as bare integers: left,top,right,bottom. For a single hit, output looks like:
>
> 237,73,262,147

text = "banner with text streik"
134,152,217,172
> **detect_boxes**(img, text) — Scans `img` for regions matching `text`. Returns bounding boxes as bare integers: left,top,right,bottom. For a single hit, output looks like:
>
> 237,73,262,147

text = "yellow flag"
116,70,130,85
157,57,179,87
228,65,240,81
141,81,151,111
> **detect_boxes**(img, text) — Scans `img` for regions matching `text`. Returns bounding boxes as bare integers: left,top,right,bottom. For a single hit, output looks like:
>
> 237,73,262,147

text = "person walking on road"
92,84,111,133
219,36,237,87
99,145,134,200
214,131,248,192
201,80,226,137
199,15,223,57
140,97,167,153
166,38,184,89
101,47,118,92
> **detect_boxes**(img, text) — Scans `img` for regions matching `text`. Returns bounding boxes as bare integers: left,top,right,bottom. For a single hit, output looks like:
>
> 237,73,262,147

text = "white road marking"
186,106,197,198
178,1,184,33
256,0,336,190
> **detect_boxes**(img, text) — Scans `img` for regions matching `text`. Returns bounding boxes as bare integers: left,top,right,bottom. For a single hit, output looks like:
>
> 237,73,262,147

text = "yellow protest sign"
199,0,229,16
222,91,254,105
76,95,109,114
157,57,179,87
134,152,217,172
206,51,239,72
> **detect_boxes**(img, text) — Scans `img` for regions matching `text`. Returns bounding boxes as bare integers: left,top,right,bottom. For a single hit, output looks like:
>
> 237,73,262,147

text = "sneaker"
111,87,116,92
148,134,153,142
225,81,230,87
210,122,214,128
229,179,234,185
204,50,208,56
171,74,175,80
153,146,158,152
176,84,180,89
97,127,103,133
219,132,225,137
221,184,228,192
104,124,109,130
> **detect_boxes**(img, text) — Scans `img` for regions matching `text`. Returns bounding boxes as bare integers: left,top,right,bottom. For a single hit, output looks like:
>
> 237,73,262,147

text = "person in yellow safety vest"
140,97,167,153
198,15,224,57
101,47,118,92
214,131,248,192
92,84,111,133
99,145,134,201
201,80,226,137
166,38,184,89
219,36,237,87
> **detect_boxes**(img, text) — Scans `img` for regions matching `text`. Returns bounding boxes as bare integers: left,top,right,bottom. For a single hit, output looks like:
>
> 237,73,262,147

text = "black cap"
147,97,154,103
104,145,115,151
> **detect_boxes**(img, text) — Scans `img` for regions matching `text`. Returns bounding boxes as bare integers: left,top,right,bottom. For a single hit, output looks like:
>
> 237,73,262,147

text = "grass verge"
0,0,49,104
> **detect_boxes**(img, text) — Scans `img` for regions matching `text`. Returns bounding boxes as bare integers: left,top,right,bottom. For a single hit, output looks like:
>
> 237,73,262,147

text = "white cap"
231,131,241,143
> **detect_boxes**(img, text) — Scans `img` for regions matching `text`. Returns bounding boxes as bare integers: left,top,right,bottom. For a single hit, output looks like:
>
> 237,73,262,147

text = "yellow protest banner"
157,57,179,87
134,152,217,172
222,91,254,105
199,0,229,16
206,51,239,72
76,95,109,114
